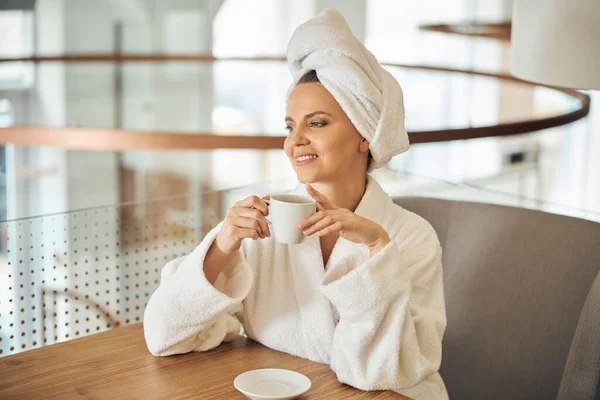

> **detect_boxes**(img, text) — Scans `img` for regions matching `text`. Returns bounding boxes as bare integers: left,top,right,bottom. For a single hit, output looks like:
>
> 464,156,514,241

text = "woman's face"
284,82,369,184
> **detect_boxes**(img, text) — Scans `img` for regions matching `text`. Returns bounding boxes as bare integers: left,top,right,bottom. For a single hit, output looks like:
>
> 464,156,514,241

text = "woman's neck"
310,174,368,212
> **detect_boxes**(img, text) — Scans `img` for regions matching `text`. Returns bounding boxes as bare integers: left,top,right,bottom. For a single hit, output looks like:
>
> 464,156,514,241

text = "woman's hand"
215,195,271,255
299,185,390,256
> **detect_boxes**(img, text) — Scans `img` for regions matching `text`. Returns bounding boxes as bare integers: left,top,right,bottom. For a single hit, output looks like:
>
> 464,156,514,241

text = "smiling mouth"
295,154,318,167
295,154,318,162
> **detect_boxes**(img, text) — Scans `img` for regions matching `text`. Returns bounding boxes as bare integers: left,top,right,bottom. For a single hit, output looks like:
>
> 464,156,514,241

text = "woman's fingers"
298,209,345,231
235,195,269,216
298,211,325,231
233,207,270,237
229,216,265,239
314,221,342,237
226,194,273,241
230,225,261,241
301,213,336,236
306,185,338,210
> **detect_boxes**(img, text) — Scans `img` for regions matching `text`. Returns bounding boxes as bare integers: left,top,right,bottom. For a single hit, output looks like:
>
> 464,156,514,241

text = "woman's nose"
288,125,310,146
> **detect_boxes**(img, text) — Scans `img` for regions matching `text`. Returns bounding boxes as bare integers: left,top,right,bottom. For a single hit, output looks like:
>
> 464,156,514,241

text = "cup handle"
264,199,272,226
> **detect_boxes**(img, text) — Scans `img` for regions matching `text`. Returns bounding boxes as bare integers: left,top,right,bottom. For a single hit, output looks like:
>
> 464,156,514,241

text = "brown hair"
297,70,374,171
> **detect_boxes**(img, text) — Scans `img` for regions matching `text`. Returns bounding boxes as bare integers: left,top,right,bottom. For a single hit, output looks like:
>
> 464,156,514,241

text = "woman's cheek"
283,138,292,158
321,134,345,154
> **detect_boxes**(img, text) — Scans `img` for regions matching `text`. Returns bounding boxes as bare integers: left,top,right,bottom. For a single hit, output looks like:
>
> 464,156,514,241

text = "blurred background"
0,0,598,356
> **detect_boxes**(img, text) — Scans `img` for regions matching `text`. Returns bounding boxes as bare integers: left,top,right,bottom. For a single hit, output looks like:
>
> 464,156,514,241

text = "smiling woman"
284,71,372,185
286,69,376,174
143,9,449,400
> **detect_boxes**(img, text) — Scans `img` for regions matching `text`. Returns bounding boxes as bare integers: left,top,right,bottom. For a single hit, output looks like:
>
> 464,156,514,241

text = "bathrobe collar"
283,175,393,362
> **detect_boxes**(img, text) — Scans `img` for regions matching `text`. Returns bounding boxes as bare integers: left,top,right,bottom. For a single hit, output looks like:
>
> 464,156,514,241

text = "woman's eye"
310,121,326,127
285,125,294,133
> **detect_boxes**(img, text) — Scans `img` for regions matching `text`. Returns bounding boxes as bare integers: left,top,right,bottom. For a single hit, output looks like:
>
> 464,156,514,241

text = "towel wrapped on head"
286,9,409,169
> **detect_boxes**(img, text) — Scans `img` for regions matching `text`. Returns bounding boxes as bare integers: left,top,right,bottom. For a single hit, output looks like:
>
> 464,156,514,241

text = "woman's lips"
295,154,318,167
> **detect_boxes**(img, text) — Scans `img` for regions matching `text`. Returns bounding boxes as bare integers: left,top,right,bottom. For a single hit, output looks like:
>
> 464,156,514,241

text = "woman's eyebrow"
285,110,332,122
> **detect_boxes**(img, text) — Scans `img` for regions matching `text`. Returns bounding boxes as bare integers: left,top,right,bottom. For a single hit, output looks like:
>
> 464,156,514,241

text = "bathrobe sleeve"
319,214,446,392
143,223,253,356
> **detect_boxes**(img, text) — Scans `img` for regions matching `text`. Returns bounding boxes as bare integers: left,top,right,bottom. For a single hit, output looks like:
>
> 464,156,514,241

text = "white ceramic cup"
268,194,316,245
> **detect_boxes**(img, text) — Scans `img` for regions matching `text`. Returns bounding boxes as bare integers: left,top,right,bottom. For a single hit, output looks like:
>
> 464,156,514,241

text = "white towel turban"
286,9,409,169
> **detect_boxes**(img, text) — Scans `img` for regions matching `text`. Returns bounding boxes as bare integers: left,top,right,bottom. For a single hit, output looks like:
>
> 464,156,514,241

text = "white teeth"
296,155,317,162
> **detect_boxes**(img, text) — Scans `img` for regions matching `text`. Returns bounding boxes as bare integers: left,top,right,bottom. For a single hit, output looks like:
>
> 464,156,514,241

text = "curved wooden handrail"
396,65,590,143
0,54,287,63
0,55,590,149
419,21,512,41
0,127,287,150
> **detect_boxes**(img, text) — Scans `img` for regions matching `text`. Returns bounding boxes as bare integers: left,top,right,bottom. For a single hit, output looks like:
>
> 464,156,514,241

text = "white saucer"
234,368,312,400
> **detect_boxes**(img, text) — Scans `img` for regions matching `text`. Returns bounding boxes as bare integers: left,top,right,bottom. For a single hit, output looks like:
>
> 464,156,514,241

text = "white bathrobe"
143,176,448,400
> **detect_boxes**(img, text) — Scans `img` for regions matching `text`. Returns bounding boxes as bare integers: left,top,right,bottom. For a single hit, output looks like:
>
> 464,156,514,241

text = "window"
0,10,34,89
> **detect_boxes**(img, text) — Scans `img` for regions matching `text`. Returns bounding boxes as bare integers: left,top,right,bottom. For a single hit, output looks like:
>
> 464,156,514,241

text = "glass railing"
2,169,599,357
0,191,216,357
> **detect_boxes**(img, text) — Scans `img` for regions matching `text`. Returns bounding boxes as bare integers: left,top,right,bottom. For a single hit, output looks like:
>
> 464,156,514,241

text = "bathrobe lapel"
285,176,391,362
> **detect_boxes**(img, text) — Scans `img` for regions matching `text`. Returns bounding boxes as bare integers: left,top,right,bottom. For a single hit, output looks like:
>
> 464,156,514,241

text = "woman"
144,9,448,400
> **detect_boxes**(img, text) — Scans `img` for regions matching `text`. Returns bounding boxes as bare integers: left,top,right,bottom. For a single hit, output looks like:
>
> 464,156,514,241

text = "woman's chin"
296,175,313,184
295,170,320,184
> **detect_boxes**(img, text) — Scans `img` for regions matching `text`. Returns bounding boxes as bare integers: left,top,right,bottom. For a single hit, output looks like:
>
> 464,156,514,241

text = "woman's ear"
359,137,370,153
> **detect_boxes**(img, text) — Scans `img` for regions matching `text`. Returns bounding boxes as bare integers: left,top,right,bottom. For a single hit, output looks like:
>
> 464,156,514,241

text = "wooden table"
0,323,410,399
